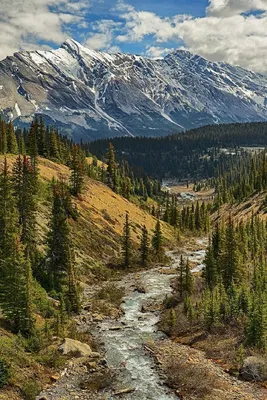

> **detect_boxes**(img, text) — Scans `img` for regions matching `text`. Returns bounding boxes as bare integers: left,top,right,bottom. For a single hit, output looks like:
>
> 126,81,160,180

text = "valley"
1,117,267,400
2,1,267,398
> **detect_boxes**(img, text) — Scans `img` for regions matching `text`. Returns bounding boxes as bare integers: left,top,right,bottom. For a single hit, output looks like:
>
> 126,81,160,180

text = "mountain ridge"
1,39,267,140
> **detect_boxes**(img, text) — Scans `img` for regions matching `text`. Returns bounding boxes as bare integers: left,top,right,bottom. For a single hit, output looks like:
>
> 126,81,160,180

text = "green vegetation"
89,122,267,180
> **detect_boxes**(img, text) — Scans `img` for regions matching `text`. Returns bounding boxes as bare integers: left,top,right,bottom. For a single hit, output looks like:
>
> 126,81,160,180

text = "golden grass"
0,155,174,259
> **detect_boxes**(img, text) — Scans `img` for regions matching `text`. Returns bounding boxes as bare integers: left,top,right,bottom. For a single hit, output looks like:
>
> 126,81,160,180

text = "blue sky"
69,0,210,56
1,0,267,73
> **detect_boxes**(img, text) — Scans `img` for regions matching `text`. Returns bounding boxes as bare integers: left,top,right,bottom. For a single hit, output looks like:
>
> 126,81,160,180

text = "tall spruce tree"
0,159,34,335
122,212,131,268
107,143,117,192
152,219,163,258
6,122,18,154
47,181,80,311
140,224,149,266
70,146,84,196
12,155,38,269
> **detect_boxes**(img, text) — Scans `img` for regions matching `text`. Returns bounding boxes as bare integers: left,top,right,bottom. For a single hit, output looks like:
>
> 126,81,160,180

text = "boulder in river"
59,338,92,357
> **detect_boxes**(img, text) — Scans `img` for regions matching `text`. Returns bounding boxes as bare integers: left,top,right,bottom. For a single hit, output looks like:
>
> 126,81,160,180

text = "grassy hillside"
0,154,175,400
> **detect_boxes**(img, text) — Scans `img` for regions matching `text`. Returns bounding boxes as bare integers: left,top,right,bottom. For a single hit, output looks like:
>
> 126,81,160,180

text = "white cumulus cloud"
207,0,267,16
113,0,267,73
0,0,91,61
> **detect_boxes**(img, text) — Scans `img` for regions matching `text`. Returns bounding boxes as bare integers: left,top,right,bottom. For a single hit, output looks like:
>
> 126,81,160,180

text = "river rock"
59,338,92,357
89,352,101,358
109,326,122,331
92,313,104,322
87,361,97,370
114,387,135,395
50,374,60,382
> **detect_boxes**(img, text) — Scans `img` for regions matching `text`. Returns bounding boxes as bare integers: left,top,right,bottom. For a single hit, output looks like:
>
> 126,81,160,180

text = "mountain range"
1,39,267,140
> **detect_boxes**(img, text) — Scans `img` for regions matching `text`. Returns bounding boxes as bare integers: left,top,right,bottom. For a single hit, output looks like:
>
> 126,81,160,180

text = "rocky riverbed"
37,262,183,400
41,240,253,400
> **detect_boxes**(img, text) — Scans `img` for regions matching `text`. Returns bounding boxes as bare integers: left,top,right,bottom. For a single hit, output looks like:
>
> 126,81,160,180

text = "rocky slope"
1,39,267,140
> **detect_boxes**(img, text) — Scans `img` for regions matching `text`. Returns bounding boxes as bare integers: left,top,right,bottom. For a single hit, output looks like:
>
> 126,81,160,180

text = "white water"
37,243,207,399
100,267,178,399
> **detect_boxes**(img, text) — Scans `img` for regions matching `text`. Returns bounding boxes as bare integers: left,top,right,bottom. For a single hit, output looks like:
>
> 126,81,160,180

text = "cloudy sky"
1,0,267,73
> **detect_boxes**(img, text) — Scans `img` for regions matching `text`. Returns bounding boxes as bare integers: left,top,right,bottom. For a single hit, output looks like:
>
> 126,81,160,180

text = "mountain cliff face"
1,39,267,140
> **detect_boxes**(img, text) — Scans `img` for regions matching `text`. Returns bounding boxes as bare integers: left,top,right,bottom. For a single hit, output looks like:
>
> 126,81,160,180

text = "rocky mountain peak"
0,40,267,140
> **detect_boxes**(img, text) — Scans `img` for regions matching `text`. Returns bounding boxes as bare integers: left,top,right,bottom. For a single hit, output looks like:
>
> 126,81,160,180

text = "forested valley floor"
1,118,267,400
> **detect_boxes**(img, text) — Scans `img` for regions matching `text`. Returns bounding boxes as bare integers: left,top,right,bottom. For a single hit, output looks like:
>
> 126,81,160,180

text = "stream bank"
38,266,180,400
37,241,208,400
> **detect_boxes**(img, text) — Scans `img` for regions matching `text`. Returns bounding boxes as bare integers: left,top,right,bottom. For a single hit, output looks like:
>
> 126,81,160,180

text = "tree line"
0,154,80,338
180,215,267,350
88,122,267,180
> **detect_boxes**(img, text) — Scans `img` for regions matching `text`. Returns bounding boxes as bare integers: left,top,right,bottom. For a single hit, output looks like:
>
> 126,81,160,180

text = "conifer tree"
47,182,71,291
0,120,7,154
47,181,80,313
107,143,117,192
122,212,131,268
0,158,19,258
70,145,84,196
17,130,26,154
28,118,38,168
49,128,60,160
12,155,38,268
184,258,193,296
140,224,149,266
0,159,34,335
6,121,18,154
152,219,163,258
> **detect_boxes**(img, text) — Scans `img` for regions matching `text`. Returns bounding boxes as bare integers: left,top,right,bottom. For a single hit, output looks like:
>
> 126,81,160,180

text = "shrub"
164,295,179,309
95,284,125,307
21,380,41,400
0,359,9,388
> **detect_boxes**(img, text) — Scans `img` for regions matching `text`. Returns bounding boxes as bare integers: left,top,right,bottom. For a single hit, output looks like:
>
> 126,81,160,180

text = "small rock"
100,359,108,368
109,326,122,331
89,352,101,359
50,375,60,382
114,387,135,396
92,313,104,322
87,361,97,370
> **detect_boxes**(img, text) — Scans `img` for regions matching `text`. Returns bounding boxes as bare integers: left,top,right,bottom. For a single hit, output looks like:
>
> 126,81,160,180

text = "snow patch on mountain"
0,38,267,140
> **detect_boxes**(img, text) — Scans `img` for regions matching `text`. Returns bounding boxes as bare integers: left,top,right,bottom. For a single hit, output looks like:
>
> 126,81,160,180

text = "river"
37,242,207,400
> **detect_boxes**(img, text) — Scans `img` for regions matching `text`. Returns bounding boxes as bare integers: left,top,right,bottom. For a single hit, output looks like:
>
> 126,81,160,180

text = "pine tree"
140,224,149,266
107,143,117,192
12,155,38,269
0,159,34,335
152,219,163,258
17,130,26,154
0,158,19,258
122,212,131,268
70,145,84,196
0,120,7,154
47,181,80,313
28,118,38,168
204,238,217,289
49,128,60,160
6,122,18,154
38,116,47,156
184,258,193,296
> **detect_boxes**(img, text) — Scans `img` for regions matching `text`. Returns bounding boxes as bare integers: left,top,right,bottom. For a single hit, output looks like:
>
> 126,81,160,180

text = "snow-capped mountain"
1,38,267,140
